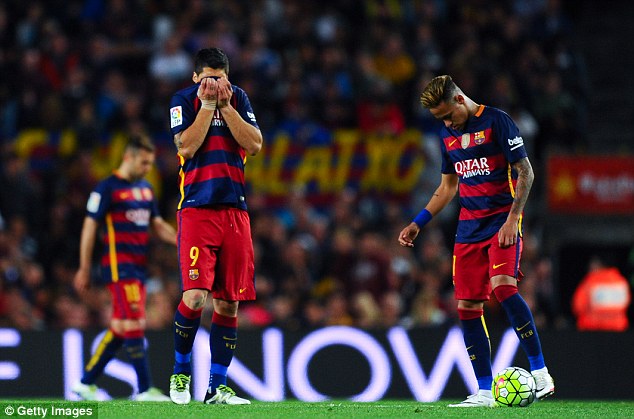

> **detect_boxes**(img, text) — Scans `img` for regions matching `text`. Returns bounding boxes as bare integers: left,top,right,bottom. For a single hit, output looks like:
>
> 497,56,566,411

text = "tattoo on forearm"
510,158,534,215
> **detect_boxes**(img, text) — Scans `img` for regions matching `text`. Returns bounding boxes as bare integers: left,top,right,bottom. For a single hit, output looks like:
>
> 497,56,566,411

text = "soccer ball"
492,366,536,407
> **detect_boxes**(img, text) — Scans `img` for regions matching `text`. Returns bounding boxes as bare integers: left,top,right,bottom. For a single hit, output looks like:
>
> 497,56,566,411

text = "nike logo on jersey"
515,321,531,331
239,288,246,294
493,263,507,269
449,139,457,147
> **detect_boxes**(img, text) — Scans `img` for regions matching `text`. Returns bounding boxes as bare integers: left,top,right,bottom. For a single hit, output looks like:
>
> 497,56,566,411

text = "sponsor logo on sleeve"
247,111,257,123
170,106,183,128
508,136,524,150
86,192,101,213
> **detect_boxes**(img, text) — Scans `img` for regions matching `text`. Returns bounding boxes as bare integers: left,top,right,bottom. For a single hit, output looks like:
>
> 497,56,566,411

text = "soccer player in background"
398,75,555,407
167,47,262,405
72,135,176,401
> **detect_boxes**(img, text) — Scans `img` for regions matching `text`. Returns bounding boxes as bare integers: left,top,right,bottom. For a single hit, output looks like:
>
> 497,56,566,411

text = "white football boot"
72,381,100,401
532,367,555,400
169,374,191,404
135,387,171,401
448,390,496,407
204,385,251,405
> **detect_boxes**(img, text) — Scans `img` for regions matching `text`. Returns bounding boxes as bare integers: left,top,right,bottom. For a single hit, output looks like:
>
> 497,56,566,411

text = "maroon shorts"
107,279,146,320
177,206,256,301
452,234,523,301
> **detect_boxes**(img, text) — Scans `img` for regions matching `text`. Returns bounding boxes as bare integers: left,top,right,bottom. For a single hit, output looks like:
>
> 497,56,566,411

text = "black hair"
194,47,230,75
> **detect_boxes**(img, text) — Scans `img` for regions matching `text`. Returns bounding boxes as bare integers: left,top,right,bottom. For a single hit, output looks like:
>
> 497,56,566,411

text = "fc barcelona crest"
474,131,486,145
189,269,199,280
461,133,470,149
142,187,153,201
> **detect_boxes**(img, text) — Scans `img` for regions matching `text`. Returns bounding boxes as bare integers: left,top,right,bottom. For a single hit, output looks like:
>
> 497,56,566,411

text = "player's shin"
81,329,124,384
494,285,545,370
124,331,151,393
173,300,202,374
208,312,238,393
458,308,493,390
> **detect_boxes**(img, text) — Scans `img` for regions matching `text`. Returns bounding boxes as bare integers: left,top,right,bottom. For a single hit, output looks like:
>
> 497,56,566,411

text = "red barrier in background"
547,155,634,214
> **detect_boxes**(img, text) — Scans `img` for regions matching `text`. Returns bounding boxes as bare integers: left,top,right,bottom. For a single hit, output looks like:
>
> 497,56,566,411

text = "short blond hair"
420,75,459,109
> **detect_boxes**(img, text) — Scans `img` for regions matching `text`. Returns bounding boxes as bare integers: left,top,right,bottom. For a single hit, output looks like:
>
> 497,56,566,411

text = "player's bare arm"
498,157,534,248
151,216,177,246
216,77,263,156
176,77,218,159
398,173,459,247
73,217,99,292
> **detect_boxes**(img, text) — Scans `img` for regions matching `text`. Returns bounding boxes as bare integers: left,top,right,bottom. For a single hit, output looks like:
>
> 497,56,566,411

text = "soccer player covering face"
72,135,177,401
398,75,555,407
168,48,262,405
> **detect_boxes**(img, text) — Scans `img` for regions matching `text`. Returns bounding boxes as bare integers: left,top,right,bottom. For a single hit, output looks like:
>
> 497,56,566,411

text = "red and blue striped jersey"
169,82,259,211
440,105,528,243
85,173,159,284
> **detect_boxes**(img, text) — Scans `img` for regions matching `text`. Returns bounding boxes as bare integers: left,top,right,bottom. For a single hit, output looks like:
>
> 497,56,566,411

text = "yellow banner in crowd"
246,129,427,199
13,128,429,203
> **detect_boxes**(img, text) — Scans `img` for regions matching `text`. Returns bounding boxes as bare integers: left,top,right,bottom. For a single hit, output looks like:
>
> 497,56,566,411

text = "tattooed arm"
498,157,534,248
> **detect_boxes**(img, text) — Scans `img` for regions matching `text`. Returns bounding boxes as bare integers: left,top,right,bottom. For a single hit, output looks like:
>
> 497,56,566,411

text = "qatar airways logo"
125,208,150,226
211,110,226,127
454,157,490,178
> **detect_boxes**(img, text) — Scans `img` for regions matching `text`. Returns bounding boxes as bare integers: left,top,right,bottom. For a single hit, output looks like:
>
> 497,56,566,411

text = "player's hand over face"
216,77,233,108
197,77,218,102
398,222,421,247
498,220,519,248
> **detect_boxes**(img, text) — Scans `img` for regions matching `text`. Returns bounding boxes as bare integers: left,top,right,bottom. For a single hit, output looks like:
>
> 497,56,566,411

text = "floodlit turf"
1,400,634,418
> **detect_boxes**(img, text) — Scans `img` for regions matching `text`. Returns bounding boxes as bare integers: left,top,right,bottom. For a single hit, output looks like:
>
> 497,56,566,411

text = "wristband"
413,208,432,228
200,99,217,111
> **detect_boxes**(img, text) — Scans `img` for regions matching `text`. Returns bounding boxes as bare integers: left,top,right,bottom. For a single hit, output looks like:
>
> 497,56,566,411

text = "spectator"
149,35,192,83
0,0,589,333
572,256,631,331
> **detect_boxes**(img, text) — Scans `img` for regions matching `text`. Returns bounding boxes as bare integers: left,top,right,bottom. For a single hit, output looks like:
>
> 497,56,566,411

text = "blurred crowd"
0,0,588,331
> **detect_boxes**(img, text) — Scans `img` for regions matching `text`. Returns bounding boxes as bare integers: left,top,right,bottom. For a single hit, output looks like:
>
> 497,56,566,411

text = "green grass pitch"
2,400,634,418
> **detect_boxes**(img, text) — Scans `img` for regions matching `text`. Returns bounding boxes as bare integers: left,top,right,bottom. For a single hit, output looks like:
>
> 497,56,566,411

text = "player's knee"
110,320,125,336
493,284,518,302
182,289,208,310
457,299,484,311
214,299,238,317
126,318,146,332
